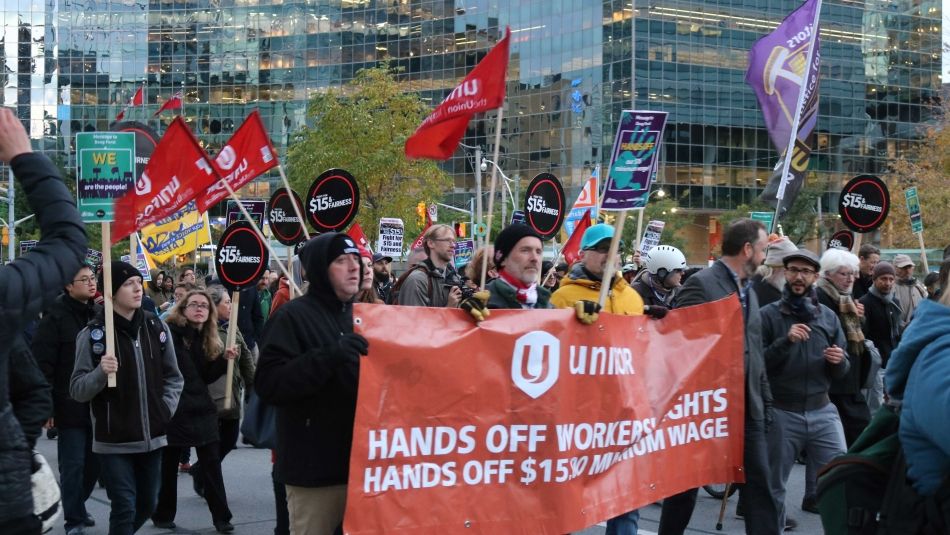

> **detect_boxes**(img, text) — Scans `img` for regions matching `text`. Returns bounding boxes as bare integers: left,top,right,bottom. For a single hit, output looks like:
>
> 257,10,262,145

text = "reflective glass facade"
3,0,943,244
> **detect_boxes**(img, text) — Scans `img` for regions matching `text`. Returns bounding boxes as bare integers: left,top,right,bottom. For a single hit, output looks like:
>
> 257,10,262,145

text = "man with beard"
658,218,778,535
892,254,927,330
859,262,902,412
759,249,849,533
484,225,552,310
752,236,798,307
371,253,394,303
393,224,462,308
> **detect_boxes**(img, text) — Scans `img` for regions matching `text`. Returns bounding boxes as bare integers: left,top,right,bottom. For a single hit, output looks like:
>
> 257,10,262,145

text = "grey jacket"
675,260,772,422
71,317,183,454
397,259,453,307
759,297,850,412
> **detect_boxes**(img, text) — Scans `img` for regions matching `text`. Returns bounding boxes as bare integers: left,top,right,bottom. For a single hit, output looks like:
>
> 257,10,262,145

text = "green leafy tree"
287,65,450,242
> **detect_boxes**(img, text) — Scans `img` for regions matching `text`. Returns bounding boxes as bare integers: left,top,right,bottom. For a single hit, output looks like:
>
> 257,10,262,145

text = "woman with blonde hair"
152,289,236,533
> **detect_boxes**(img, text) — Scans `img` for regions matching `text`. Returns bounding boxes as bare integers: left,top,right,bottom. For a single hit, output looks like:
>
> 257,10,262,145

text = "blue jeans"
605,508,640,534
57,426,100,531
98,450,162,535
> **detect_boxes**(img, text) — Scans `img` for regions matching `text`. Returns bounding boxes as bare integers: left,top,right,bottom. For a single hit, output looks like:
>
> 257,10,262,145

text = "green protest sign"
76,132,136,223
905,187,923,234
750,211,774,231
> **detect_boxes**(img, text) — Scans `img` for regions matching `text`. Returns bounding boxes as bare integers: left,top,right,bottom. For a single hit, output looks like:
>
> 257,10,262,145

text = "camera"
445,282,475,300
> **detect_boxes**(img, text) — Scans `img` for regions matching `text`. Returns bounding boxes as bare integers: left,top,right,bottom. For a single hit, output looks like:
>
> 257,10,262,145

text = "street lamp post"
480,157,517,225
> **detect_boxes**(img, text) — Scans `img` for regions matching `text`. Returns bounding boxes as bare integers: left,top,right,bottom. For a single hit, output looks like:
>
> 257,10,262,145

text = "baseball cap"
892,254,914,268
372,252,393,263
581,224,617,250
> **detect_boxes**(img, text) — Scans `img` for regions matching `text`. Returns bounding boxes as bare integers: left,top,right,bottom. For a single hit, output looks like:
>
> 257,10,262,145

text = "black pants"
272,462,289,535
0,514,41,535
192,418,240,482
658,417,779,535
153,443,232,525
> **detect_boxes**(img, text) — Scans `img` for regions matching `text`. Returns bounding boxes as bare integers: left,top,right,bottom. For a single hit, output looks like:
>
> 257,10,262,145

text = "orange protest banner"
345,296,746,534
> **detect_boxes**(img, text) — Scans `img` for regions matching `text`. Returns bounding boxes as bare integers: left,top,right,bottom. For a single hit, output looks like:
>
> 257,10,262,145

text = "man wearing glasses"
393,224,463,308
33,265,102,535
759,248,850,533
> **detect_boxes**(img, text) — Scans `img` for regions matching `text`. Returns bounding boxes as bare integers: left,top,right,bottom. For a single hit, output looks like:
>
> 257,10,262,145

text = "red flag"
404,28,510,160
561,209,592,266
197,110,278,212
347,223,372,254
111,117,218,244
130,86,144,106
115,110,125,121
153,90,183,116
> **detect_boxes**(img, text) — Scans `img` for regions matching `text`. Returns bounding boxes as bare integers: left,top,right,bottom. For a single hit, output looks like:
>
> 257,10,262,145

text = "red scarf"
497,269,538,305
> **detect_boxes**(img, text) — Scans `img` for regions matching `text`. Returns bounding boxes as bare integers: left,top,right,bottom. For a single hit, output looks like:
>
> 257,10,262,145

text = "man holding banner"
484,225,552,310
658,219,777,535
255,234,367,535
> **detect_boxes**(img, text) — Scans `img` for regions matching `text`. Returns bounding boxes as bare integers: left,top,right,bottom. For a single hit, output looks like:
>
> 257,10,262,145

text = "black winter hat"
105,261,142,295
493,224,542,268
298,233,362,300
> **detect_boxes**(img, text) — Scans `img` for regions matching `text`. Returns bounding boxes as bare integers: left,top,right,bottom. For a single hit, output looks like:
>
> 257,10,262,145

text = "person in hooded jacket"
884,292,950,496
151,289,236,533
255,233,367,535
0,107,88,535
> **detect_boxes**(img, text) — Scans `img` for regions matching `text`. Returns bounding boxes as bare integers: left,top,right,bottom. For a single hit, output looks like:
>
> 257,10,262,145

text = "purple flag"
746,0,821,216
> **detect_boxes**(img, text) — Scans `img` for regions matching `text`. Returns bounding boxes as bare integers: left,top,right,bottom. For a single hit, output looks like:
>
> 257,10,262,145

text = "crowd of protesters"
3,99,950,533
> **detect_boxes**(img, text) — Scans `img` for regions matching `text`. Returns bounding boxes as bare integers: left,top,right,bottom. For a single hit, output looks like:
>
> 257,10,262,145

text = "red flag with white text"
111,117,218,243
561,209,591,266
404,28,510,160
197,110,279,212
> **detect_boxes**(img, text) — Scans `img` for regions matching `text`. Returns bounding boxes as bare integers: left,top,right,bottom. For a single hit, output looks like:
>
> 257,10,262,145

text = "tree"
717,183,823,246
287,65,451,242
887,101,950,250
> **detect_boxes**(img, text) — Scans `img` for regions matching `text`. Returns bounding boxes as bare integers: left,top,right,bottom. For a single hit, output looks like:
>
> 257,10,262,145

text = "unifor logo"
215,145,237,171
511,331,560,399
135,171,151,195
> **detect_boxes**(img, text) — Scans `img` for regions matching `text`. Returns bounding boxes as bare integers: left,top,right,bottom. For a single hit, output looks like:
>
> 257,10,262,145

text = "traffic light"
416,202,426,226
1,227,7,247
453,222,467,238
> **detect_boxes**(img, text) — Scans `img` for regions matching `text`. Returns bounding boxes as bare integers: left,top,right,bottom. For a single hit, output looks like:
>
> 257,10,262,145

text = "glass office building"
4,0,942,258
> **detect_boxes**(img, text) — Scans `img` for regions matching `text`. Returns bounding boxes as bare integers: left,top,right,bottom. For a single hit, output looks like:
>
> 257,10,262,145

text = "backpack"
387,264,434,305
817,405,950,535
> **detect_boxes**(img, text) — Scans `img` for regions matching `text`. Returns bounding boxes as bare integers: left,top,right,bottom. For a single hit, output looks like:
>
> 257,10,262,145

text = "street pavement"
38,436,822,535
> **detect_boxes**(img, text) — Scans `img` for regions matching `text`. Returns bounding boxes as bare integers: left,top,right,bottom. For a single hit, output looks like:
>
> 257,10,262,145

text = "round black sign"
838,175,889,233
215,221,269,292
827,230,854,251
306,168,360,232
111,121,160,195
523,172,566,241
268,188,307,246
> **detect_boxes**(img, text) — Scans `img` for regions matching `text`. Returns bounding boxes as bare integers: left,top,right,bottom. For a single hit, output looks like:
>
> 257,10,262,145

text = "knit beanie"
764,236,798,267
493,224,542,268
872,261,896,280
107,261,142,295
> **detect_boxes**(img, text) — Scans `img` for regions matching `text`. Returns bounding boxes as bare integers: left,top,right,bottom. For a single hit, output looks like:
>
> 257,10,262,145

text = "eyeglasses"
787,267,817,277
72,276,96,285
186,302,210,310
431,238,456,246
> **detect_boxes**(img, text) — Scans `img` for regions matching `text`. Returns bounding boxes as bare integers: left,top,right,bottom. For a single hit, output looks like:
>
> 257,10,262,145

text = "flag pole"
771,0,822,234
478,106,505,291
598,210,628,308
102,223,117,388
276,164,311,241
218,179,301,295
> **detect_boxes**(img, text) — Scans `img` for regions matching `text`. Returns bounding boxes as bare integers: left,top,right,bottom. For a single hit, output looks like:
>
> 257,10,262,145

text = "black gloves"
336,333,369,360
574,300,601,325
460,291,491,322
644,305,669,319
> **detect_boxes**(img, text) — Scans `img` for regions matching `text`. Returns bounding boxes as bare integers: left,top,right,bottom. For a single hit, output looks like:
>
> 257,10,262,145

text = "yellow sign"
140,203,211,263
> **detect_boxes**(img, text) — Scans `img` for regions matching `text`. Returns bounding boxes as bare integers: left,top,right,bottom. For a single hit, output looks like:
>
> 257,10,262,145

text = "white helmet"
645,245,687,279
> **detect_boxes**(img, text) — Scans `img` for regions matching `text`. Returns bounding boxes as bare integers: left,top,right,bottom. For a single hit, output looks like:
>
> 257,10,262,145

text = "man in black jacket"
859,261,902,412
658,218,779,535
256,233,367,535
0,108,88,535
33,264,101,535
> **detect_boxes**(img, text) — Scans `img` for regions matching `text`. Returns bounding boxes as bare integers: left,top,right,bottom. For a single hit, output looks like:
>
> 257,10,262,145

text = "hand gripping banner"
345,297,746,534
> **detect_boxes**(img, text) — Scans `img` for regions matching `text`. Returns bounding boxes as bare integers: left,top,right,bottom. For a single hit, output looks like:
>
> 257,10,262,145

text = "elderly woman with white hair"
816,248,872,447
